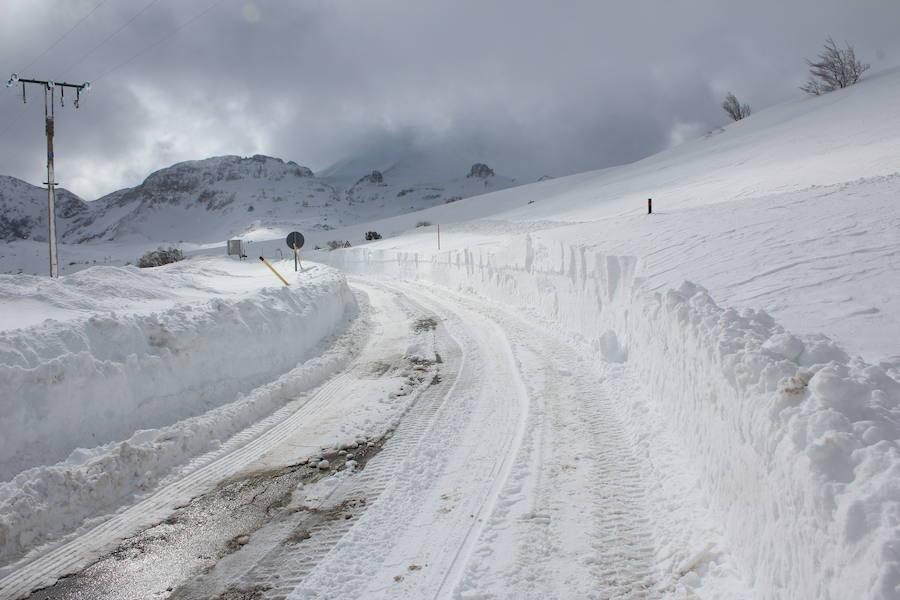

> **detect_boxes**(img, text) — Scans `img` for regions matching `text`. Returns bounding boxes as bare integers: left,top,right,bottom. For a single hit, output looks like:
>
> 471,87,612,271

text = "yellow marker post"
259,256,290,286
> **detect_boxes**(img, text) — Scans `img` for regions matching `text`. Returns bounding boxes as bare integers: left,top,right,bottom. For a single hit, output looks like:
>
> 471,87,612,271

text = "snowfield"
1,68,899,599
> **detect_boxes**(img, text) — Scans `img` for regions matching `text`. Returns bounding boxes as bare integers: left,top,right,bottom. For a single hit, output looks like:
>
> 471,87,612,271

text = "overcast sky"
2,0,899,199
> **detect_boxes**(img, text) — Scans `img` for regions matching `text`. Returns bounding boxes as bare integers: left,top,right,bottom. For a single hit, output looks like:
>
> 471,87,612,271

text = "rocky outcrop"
355,170,384,185
467,163,495,178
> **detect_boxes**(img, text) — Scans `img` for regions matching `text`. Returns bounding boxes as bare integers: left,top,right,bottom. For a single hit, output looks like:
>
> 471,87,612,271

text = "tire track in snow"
0,372,357,599
134,281,467,599
415,284,661,599
375,280,532,600
259,278,531,599
281,279,659,599
227,289,464,599
241,364,462,599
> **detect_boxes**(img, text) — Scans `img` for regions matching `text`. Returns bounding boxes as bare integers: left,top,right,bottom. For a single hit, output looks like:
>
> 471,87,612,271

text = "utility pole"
6,73,90,278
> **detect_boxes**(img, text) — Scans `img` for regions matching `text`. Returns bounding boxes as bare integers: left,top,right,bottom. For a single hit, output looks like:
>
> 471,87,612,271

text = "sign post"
286,231,305,272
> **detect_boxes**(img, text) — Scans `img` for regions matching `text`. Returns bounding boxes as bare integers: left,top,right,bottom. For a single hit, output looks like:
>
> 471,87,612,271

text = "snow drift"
0,263,352,478
0,258,356,567
321,238,900,600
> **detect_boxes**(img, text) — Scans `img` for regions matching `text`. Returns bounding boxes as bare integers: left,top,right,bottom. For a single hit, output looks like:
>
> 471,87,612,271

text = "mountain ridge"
0,153,520,245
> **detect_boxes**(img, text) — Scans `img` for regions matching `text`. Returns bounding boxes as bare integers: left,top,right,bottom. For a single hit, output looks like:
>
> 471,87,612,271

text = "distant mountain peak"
140,155,314,192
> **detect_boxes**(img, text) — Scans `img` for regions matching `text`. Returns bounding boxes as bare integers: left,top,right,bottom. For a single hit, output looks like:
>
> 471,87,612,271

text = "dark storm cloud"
2,0,899,199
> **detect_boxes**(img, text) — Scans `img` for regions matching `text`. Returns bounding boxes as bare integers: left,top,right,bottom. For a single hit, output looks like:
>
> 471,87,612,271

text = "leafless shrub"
722,92,751,121
801,36,870,95
137,246,184,268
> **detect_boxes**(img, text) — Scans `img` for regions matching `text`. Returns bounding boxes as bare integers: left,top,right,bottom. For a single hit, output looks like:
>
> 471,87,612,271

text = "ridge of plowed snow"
0,257,356,567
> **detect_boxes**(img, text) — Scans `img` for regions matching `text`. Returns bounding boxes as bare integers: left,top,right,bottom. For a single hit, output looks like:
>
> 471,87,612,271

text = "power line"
2,0,227,137
18,0,110,73
93,0,231,83
59,0,165,79
2,0,108,138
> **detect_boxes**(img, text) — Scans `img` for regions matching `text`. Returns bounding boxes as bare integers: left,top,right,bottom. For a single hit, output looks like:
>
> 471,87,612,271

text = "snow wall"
321,237,899,600
0,269,355,566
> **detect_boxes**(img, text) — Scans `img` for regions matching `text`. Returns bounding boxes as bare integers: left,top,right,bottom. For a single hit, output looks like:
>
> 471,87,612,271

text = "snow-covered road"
335,279,745,600
2,276,745,599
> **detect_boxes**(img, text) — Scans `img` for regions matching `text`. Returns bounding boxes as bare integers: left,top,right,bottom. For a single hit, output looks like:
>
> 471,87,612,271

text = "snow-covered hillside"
319,67,900,364
1,69,898,600
0,176,93,243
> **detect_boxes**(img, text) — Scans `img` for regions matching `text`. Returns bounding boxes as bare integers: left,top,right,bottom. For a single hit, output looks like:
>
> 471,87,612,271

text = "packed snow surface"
1,67,899,599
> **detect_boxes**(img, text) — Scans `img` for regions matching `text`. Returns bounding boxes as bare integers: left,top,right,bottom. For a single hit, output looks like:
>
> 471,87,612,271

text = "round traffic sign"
286,231,305,249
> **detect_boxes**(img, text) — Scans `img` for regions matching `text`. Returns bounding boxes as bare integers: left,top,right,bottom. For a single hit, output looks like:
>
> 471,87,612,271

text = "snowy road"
334,280,663,600
4,276,744,599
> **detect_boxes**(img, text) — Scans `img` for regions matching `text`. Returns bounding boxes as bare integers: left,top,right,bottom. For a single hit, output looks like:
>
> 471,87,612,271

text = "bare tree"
722,92,751,121
801,36,870,95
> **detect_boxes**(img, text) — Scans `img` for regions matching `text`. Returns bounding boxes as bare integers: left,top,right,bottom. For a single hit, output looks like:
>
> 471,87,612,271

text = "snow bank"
0,260,355,566
322,239,900,600
0,333,355,571
0,264,352,479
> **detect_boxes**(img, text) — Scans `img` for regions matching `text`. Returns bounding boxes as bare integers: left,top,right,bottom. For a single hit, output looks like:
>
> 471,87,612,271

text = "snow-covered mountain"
339,161,512,214
0,154,519,246
65,155,335,244
0,176,93,242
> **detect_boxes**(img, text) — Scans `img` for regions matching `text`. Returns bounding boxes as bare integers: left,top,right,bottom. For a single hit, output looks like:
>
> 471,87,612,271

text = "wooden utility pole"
6,74,90,277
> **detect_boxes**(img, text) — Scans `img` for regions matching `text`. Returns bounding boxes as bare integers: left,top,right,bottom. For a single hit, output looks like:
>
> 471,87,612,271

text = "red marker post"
647,198,652,214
